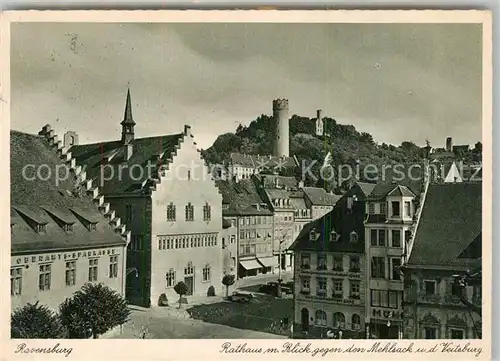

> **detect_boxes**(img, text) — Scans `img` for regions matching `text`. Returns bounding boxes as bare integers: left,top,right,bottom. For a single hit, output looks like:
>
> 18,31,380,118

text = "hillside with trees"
201,114,480,191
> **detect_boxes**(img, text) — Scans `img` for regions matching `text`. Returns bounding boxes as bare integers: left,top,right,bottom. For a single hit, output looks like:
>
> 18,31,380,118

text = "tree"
59,282,130,339
221,274,236,298
174,281,188,309
11,301,67,339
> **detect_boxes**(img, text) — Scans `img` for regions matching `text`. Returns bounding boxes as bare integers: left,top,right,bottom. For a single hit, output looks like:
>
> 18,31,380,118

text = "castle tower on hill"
273,98,290,158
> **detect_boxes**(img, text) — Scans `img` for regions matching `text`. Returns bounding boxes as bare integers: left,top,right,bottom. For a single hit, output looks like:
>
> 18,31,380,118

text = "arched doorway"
301,308,309,331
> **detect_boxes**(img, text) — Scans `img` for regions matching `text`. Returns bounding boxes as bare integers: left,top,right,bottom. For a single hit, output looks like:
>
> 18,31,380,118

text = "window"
109,256,118,278
333,255,343,271
301,278,310,293
184,262,194,276
166,269,175,288
125,204,132,221
371,257,385,278
263,216,267,224
315,310,327,326
10,268,22,296
202,264,211,282
167,203,176,221
392,201,400,217
424,327,437,339
404,201,411,217
36,224,47,233
391,258,401,280
380,202,387,215
424,280,436,295
185,203,194,221
88,222,97,231
129,235,143,251
88,259,98,282
203,203,211,221
65,261,76,286
159,238,166,250
350,281,360,299
301,253,311,268
317,253,327,270
349,256,360,272
368,203,375,214
239,230,245,239
330,231,338,242
246,217,250,225
187,170,191,180
309,229,316,241
333,312,345,329
350,231,358,243
392,230,401,247
63,223,73,232
317,278,327,296
370,229,378,246
230,235,236,244
333,279,343,298
388,290,399,308
239,218,244,226
352,314,361,330
378,230,386,246
450,329,464,339
39,264,51,291
371,289,399,308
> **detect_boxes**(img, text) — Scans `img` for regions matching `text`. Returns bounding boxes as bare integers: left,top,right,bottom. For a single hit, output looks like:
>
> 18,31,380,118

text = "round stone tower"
273,98,289,157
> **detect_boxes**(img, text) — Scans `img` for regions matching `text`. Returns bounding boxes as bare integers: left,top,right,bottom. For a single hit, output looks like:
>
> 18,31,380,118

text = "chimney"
446,137,453,152
184,125,192,137
125,143,133,161
317,109,322,121
63,131,79,148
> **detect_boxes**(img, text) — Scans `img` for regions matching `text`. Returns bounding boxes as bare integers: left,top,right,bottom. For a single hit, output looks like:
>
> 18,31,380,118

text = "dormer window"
88,222,97,231
63,223,73,232
330,231,339,242
350,231,358,243
35,224,47,233
309,229,316,241
391,201,400,217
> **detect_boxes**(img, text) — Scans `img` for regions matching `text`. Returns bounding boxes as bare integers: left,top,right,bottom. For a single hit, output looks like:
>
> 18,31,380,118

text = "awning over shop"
257,256,278,268
239,259,262,270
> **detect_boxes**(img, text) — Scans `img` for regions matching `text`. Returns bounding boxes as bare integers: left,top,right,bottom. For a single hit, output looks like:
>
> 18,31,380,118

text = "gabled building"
289,182,369,338
228,153,297,181
302,187,342,220
402,183,482,339
68,89,223,307
363,170,425,339
254,174,299,272
216,179,275,279
11,130,129,311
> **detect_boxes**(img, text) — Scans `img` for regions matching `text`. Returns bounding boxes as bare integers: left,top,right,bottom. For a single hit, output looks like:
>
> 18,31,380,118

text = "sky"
11,22,482,150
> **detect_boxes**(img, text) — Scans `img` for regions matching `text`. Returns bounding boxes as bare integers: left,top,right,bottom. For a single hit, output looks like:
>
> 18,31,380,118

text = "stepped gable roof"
302,187,341,206
215,179,271,216
70,133,184,195
407,183,482,268
10,131,126,254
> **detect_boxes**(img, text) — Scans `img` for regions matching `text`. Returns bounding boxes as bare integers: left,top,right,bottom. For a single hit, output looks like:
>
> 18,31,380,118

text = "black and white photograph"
1,9,492,361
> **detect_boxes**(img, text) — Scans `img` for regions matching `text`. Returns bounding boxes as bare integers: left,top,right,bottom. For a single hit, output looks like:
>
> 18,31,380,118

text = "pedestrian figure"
338,330,343,339
139,326,149,339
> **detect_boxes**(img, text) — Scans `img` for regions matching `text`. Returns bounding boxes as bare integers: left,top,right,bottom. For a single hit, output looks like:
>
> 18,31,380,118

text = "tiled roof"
387,185,415,197
10,131,127,253
230,153,296,169
407,183,482,268
215,179,272,216
254,174,298,189
356,182,377,197
366,164,424,200
289,199,365,254
302,187,341,206
70,133,185,195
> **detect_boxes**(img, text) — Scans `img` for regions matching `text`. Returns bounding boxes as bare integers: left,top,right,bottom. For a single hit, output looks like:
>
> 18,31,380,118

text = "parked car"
281,281,294,294
229,291,253,303
259,281,279,295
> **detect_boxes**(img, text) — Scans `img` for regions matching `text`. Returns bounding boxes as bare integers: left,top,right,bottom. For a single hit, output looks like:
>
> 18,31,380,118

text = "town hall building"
69,89,224,307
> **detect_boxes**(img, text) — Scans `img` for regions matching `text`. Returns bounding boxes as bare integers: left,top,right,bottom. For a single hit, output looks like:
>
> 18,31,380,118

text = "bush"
222,274,236,298
11,302,67,339
158,293,169,307
174,281,188,309
59,282,130,339
207,286,216,297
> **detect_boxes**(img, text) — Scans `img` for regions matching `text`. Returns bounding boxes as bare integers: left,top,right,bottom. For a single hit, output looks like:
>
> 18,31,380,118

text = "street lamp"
127,267,139,278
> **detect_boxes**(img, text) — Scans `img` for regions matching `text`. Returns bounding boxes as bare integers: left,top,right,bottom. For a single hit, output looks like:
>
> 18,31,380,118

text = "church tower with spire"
121,88,136,144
